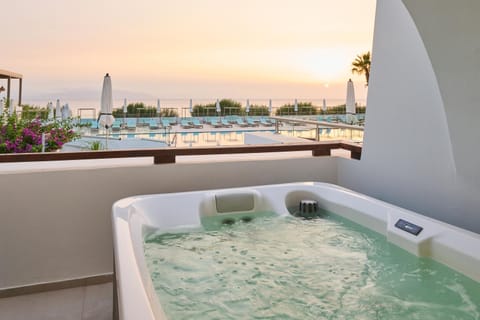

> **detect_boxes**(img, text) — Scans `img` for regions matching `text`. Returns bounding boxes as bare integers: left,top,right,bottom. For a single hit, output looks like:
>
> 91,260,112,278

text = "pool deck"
88,121,315,135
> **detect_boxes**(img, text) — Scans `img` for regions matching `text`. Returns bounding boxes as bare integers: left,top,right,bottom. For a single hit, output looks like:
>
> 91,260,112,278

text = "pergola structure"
0,69,23,106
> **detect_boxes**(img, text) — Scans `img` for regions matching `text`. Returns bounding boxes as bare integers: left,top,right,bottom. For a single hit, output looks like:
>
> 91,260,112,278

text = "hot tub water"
144,210,480,320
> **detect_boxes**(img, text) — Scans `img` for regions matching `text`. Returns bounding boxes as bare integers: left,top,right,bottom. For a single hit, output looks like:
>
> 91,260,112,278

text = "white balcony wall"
0,156,338,290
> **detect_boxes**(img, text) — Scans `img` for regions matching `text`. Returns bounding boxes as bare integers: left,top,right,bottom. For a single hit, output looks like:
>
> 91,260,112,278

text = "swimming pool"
112,182,480,319
108,128,363,147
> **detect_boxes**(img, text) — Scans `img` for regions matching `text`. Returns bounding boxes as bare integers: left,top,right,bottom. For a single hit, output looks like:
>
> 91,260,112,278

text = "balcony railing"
0,141,362,164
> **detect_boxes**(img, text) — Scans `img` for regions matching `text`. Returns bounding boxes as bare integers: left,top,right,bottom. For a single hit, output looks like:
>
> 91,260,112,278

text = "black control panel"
395,219,423,236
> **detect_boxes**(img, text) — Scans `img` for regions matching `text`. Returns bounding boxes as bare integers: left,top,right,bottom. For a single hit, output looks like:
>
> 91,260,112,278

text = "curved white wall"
403,0,480,184
339,0,480,233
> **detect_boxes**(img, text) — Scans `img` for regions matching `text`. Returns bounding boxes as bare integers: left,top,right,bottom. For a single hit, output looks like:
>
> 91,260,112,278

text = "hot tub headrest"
215,192,255,213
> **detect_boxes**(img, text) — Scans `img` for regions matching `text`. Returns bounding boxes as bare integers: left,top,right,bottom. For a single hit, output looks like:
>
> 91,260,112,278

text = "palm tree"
351,51,371,86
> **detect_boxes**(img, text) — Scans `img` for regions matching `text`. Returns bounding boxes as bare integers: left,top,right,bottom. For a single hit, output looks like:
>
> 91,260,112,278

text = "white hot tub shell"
112,182,480,320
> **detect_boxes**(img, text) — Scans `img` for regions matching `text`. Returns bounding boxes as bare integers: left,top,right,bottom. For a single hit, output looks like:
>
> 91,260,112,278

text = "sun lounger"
191,118,203,128
236,119,249,127
221,119,233,128
247,118,259,127
161,119,171,128
210,118,223,128
226,116,241,124
259,118,273,126
181,119,193,129
88,120,99,133
126,118,137,131
137,118,149,127
148,119,160,130
164,117,178,125
112,120,122,132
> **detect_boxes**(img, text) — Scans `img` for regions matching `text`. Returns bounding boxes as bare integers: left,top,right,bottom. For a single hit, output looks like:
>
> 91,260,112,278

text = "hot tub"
112,182,480,320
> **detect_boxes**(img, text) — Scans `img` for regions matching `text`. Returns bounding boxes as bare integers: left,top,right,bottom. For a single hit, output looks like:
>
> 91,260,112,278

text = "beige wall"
0,156,338,289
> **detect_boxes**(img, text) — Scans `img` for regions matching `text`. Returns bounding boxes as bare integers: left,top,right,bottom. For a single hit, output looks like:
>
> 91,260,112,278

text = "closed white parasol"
346,79,356,115
47,101,53,120
61,103,71,120
55,99,61,121
346,79,358,124
98,73,115,148
99,73,115,128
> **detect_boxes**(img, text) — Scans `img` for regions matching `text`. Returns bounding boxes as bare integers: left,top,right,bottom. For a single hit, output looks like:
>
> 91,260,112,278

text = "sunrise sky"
2,0,376,106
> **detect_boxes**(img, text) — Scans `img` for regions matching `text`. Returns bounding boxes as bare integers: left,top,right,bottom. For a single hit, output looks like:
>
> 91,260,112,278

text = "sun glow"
2,0,376,101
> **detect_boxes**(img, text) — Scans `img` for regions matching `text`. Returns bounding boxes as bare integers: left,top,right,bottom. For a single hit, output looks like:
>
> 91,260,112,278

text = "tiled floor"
0,282,113,320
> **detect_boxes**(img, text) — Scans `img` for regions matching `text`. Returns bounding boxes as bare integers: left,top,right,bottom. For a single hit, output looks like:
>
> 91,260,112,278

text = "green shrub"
356,106,366,114
88,140,103,150
275,102,317,116
192,99,243,116
112,102,178,118
159,109,178,117
20,104,50,120
247,105,270,116
318,104,366,114
320,104,346,114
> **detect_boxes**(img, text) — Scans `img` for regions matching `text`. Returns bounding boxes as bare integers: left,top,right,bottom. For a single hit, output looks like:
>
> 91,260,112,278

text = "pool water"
144,211,480,320
110,127,363,147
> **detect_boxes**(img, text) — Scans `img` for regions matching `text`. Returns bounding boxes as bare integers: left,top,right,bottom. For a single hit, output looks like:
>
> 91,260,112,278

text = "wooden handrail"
338,141,362,160
0,141,362,164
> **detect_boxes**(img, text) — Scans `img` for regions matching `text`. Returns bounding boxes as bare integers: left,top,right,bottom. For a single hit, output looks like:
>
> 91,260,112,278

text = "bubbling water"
144,212,480,320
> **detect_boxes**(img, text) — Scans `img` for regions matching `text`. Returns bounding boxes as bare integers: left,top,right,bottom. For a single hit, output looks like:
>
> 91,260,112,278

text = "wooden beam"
0,69,23,106
7,77,11,103
18,78,23,106
0,69,23,79
339,142,362,160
